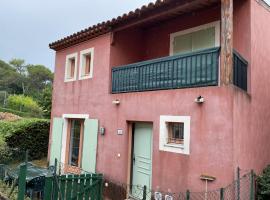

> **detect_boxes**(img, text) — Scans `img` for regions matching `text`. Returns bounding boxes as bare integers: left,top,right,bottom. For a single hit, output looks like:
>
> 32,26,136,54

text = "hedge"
0,119,50,162
257,165,270,200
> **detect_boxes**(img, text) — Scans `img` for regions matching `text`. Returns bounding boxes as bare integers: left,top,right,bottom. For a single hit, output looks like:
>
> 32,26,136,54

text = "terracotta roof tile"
49,0,218,50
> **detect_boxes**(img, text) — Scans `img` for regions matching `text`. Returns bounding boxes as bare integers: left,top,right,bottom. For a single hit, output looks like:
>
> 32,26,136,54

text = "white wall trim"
159,115,191,154
60,114,89,164
79,48,94,80
169,21,220,56
64,53,78,82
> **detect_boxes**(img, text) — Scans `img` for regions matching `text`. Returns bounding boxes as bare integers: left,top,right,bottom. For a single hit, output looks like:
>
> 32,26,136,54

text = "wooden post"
220,0,233,85
17,164,27,200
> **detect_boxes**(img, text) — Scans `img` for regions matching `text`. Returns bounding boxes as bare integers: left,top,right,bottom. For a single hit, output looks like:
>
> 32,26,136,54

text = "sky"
0,0,154,71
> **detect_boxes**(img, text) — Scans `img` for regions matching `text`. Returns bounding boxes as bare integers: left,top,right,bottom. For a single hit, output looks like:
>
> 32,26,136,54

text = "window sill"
64,78,76,82
164,143,184,149
79,75,92,80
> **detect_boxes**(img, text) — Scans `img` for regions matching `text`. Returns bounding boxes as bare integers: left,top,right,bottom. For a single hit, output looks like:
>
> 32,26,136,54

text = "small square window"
79,48,94,79
167,122,184,144
159,115,190,154
65,53,78,82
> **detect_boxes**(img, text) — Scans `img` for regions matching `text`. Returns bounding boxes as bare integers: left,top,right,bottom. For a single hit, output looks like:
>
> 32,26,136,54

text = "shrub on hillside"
6,95,43,117
3,119,50,161
257,165,270,200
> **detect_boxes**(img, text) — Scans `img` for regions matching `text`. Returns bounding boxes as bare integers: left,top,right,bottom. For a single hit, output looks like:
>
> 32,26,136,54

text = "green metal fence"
44,173,103,200
112,47,220,93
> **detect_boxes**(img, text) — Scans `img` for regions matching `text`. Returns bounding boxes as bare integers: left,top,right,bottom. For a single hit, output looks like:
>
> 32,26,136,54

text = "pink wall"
232,0,270,176
143,6,220,60
50,1,270,194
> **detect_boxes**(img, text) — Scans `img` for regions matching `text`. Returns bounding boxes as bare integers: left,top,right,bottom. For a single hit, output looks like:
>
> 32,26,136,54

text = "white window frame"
169,21,220,56
64,53,78,82
159,115,190,154
79,48,94,80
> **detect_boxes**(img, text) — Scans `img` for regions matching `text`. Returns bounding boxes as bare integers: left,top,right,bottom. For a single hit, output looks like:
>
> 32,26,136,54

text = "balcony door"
170,21,220,55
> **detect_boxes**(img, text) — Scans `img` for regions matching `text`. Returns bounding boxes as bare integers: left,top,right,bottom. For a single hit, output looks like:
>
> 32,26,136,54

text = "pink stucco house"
48,0,270,197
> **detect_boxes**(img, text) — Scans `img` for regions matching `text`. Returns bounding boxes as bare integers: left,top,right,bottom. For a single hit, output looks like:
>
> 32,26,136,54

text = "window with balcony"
65,53,77,82
79,48,94,79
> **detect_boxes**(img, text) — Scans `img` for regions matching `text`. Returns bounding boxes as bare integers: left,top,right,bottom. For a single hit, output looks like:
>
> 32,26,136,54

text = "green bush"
6,95,43,117
257,165,270,200
0,119,50,162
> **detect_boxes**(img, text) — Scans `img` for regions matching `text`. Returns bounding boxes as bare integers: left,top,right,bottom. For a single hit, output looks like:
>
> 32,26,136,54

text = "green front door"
131,123,153,199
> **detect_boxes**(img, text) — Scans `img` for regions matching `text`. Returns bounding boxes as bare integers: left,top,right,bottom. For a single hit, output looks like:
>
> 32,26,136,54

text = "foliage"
0,180,30,200
0,60,24,94
257,165,270,200
38,86,52,119
9,58,26,75
26,65,53,99
0,119,50,162
6,95,43,117
0,59,53,118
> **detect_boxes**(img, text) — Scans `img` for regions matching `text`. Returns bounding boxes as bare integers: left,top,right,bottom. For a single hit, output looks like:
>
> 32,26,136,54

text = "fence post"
52,158,58,200
17,151,28,200
250,170,255,200
186,190,190,200
237,167,240,200
220,188,224,200
142,185,147,200
99,175,104,200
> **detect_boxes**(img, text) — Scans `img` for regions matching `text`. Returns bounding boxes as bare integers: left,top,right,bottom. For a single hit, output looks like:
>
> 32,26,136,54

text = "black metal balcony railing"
233,50,248,91
112,47,220,93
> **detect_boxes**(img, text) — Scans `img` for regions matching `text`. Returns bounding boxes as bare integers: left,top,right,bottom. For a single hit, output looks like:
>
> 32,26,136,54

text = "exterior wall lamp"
112,99,120,105
195,95,204,103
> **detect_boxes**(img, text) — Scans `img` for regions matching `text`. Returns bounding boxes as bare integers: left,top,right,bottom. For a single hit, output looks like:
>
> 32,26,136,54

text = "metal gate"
44,173,103,200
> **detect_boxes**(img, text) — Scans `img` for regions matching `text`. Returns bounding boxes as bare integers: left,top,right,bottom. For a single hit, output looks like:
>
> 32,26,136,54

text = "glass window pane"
192,27,215,51
173,33,192,55
69,119,82,166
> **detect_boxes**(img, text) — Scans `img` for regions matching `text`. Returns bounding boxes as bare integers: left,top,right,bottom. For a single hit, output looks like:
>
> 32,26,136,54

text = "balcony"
111,47,248,93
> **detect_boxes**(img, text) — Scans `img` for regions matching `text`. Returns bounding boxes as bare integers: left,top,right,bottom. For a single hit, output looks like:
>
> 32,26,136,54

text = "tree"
0,60,24,94
26,64,53,98
38,85,52,119
9,59,27,94
9,58,26,75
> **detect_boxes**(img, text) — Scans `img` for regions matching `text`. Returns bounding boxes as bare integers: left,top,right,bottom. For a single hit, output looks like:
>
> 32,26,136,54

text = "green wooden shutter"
81,119,98,173
50,118,64,165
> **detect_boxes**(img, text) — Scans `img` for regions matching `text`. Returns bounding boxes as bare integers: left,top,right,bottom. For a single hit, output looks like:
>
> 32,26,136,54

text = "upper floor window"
170,21,220,55
65,53,78,82
79,48,94,80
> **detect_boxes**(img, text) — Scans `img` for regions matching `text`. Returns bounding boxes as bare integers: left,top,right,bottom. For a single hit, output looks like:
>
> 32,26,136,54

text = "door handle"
133,155,135,163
